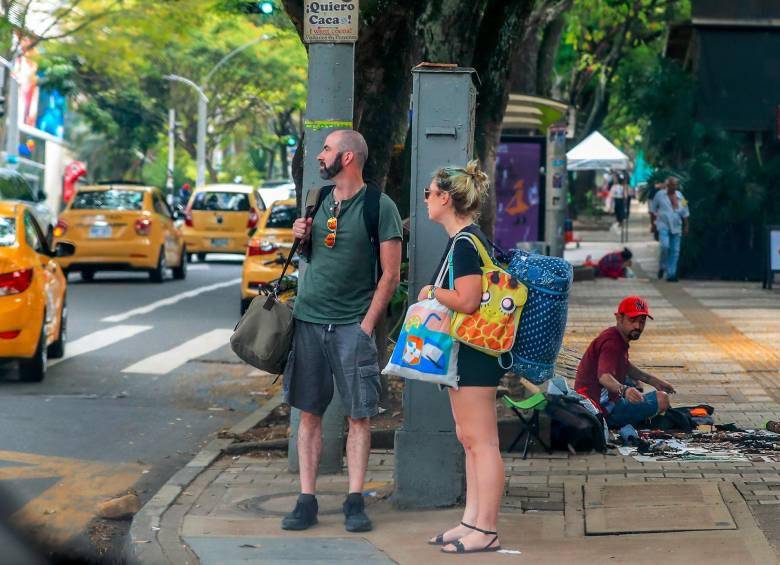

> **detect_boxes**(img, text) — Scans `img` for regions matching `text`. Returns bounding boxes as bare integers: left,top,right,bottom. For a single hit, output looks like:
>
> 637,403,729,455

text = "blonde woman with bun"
419,161,504,555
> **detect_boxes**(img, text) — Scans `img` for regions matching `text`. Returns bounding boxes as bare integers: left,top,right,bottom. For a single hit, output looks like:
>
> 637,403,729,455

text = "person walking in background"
420,161,505,555
649,177,690,282
610,171,626,234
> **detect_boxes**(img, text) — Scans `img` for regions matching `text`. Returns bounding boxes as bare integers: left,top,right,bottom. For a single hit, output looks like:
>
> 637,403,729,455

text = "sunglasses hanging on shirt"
325,200,341,248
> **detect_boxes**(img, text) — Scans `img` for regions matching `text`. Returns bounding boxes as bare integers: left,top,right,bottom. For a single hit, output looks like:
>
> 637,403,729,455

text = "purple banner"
494,141,542,248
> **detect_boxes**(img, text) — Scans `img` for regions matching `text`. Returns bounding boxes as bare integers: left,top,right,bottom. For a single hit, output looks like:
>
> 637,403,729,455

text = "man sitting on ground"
574,296,676,429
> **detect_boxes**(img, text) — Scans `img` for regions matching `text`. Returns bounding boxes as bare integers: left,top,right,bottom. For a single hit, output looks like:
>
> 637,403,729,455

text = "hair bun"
464,160,489,195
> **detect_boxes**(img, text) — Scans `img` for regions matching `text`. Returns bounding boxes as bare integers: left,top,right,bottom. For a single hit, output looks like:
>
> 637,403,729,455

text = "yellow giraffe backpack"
447,232,528,363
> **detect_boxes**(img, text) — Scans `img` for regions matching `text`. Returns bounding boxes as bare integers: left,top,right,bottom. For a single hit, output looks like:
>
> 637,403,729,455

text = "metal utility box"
394,65,477,508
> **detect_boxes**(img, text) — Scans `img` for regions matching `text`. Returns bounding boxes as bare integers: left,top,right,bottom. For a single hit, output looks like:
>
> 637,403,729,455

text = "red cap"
616,296,653,319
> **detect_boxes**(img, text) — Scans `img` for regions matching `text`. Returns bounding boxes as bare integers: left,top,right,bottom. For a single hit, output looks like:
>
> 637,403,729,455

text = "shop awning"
566,131,629,171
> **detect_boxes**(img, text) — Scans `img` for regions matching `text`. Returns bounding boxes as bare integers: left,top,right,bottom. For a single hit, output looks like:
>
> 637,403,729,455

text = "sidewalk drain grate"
236,491,379,517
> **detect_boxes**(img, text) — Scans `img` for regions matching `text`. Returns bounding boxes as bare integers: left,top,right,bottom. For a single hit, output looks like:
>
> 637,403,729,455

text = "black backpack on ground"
642,407,695,432
545,395,607,453
301,182,382,282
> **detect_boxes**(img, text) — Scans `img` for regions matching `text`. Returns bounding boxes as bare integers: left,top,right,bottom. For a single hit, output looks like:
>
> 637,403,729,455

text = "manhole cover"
236,491,379,517
584,482,736,535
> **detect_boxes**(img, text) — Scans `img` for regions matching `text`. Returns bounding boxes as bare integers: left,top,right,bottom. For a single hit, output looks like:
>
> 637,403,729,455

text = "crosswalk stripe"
101,278,241,323
49,325,152,367
120,328,234,375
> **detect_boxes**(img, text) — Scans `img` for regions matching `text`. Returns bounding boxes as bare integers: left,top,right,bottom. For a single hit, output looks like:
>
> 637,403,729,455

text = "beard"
319,152,344,180
628,330,642,340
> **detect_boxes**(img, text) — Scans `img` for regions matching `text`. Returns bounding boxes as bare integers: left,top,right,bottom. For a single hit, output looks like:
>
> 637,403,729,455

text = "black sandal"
428,522,477,546
440,526,501,554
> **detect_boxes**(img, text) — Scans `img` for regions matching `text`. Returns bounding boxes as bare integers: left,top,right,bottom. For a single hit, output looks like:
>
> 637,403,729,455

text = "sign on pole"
304,0,359,43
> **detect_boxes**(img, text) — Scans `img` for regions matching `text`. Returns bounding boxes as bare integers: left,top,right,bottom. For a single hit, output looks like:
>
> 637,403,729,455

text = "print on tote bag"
383,298,459,388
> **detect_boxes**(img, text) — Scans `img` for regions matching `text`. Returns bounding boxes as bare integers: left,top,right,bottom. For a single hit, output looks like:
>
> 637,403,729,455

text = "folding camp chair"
502,393,553,460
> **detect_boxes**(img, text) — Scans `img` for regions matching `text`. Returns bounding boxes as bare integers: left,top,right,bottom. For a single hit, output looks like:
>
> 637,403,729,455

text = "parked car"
0,201,74,382
240,198,298,314
0,168,55,241
52,183,186,282
182,184,266,261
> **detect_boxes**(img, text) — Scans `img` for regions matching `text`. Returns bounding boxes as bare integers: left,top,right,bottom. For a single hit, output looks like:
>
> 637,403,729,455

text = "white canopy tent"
566,131,629,171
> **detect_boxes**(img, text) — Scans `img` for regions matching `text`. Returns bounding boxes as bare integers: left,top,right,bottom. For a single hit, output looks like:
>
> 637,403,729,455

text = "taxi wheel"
197,253,207,262
172,247,187,280
48,297,67,359
186,253,194,263
149,247,166,283
81,269,95,282
19,318,47,383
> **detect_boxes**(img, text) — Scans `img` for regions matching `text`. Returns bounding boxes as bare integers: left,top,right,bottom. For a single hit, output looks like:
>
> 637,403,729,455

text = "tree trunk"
536,14,566,97
353,2,418,189
471,0,536,237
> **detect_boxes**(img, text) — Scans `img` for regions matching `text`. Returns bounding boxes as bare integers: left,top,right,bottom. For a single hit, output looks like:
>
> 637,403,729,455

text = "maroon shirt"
574,327,630,406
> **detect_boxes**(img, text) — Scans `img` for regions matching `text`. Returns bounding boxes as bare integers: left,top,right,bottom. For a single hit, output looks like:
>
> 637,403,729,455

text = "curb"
125,391,285,564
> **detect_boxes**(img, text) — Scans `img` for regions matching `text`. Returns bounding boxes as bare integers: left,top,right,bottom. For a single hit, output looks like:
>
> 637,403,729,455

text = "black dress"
430,225,506,387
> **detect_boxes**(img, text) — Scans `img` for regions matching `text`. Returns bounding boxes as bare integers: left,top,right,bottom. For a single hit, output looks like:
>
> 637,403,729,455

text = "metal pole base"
392,430,464,509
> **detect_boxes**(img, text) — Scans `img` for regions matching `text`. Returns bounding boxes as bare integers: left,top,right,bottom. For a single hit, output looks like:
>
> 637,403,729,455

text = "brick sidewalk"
139,212,780,563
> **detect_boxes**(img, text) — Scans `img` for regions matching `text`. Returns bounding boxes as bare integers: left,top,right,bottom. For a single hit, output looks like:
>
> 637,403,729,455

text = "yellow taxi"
53,183,186,282
182,184,266,261
0,201,74,382
240,198,298,314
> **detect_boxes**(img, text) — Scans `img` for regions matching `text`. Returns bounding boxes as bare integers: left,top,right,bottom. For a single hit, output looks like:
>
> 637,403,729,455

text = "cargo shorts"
283,320,381,420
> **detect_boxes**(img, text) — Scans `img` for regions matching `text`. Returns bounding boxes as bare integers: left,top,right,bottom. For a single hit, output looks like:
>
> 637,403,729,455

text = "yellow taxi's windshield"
71,190,144,211
192,191,250,212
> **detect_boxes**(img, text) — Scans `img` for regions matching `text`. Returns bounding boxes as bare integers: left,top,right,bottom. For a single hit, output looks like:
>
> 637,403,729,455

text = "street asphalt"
0,255,257,561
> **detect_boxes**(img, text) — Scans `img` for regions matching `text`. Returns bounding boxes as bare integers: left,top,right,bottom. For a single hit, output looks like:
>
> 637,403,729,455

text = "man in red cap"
574,296,676,428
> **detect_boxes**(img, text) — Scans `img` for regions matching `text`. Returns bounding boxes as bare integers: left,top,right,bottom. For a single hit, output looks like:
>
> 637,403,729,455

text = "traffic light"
0,94,5,119
286,135,298,147
241,1,274,14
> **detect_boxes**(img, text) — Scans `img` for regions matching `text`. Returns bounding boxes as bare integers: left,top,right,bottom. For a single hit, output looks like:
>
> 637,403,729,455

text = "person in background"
596,247,633,279
649,177,690,282
574,296,676,429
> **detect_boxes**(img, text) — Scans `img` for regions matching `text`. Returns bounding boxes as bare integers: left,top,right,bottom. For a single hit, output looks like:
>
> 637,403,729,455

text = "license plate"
89,225,112,238
211,238,229,247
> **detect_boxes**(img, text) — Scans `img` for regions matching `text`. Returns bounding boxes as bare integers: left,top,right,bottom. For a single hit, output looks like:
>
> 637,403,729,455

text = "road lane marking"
187,264,210,270
49,325,152,367
101,278,241,323
0,450,143,544
121,328,234,375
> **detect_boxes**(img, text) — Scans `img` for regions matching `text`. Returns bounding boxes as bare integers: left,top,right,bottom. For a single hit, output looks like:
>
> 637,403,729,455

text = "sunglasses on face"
424,188,442,200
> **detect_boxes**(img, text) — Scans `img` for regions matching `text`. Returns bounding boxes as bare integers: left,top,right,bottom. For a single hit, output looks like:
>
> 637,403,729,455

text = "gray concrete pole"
196,96,207,187
393,66,479,509
166,109,175,201
288,42,355,476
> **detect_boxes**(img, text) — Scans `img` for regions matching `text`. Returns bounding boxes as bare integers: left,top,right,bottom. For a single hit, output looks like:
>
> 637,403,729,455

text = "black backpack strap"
363,181,382,283
300,185,333,260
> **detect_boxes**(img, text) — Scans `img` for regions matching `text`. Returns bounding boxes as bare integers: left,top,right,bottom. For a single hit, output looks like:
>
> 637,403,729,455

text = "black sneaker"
281,494,318,531
657,268,665,280
667,276,679,283
343,492,372,532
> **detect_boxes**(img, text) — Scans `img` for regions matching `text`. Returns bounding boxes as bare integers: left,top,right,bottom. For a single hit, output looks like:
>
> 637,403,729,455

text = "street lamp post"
0,55,20,162
164,74,208,188
164,35,274,189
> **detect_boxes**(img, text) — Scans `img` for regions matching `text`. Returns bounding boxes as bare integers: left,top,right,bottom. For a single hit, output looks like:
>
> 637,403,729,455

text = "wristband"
427,286,437,300
619,384,627,399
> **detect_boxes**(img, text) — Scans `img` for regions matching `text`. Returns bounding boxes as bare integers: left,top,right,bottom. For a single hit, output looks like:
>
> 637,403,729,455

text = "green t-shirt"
294,186,403,325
